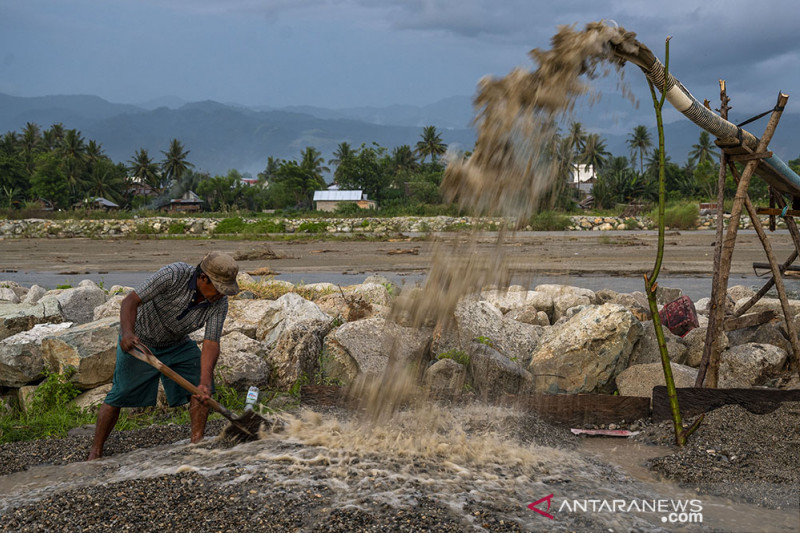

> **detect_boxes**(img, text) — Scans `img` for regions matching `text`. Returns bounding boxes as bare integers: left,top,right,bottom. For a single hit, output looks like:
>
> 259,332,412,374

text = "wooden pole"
696,92,789,387
695,81,730,387
729,165,800,373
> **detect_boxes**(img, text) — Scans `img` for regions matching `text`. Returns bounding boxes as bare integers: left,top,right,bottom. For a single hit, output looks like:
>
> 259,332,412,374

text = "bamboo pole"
696,93,789,387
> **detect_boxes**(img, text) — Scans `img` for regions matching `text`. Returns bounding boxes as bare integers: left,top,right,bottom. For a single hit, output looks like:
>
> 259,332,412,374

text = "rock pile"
1,274,797,414
0,213,788,239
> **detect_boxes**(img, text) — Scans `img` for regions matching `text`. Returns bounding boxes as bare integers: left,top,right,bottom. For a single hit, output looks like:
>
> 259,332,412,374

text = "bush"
167,221,187,234
529,211,572,231
243,219,285,234
213,217,247,234
652,202,699,230
297,221,329,233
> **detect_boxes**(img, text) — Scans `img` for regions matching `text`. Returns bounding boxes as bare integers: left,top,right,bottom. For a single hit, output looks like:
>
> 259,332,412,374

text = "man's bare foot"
87,448,102,461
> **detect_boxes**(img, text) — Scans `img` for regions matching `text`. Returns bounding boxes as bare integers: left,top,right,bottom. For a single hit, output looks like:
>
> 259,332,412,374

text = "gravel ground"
1,403,798,531
634,402,800,510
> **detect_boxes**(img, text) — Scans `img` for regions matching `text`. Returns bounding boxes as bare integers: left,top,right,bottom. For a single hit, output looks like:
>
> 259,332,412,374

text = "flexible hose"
612,40,800,199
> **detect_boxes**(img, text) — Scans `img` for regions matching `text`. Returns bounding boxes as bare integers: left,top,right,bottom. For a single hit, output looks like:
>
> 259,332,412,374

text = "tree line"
2,120,798,214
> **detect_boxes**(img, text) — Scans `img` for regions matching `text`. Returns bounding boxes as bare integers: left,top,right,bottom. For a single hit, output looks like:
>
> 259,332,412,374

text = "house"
312,190,377,212
162,190,204,213
73,197,119,211
570,164,595,196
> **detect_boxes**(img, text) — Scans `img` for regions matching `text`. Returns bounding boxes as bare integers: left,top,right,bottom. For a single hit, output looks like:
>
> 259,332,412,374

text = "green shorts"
104,339,214,408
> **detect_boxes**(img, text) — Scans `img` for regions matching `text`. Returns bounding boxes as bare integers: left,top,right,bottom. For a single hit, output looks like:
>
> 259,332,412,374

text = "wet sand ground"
0,230,796,278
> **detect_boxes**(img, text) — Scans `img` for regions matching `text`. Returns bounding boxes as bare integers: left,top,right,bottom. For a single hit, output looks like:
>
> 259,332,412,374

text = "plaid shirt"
133,262,228,348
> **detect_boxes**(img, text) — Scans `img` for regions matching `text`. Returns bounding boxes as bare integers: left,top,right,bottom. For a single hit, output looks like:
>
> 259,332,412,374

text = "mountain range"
1,92,797,177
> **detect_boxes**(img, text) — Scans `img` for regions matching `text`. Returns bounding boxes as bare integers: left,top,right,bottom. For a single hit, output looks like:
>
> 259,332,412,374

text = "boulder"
553,294,592,321
655,286,683,307
424,358,466,394
452,300,541,366
41,317,120,389
74,383,113,410
505,307,551,326
480,287,553,317
718,343,788,388
683,327,728,368
256,293,333,389
106,285,134,296
215,331,270,391
342,282,392,307
21,285,47,305
223,299,275,339
93,294,125,321
727,284,756,303
616,362,698,398
0,322,73,387
314,292,380,322
529,304,643,394
17,384,38,413
534,284,598,304
733,297,800,318
55,285,107,324
256,293,333,347
0,287,20,303
468,343,533,400
0,297,64,341
628,320,689,366
604,292,650,322
322,316,431,383
726,322,791,354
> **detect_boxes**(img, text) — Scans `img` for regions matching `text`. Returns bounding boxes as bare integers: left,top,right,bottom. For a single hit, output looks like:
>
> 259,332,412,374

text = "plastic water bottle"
244,386,259,411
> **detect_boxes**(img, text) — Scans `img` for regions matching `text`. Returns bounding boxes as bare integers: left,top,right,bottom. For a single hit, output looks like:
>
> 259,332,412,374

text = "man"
88,251,240,460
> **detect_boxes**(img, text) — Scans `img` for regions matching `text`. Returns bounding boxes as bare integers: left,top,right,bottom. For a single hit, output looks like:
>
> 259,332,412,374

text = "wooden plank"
500,393,650,426
723,310,776,331
728,151,773,162
652,386,800,421
756,207,800,217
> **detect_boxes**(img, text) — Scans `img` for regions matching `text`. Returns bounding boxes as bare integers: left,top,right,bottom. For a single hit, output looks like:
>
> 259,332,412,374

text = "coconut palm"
258,156,281,186
128,148,161,192
688,131,718,165
328,142,354,168
579,133,610,177
86,159,126,203
300,146,330,179
161,139,194,185
415,125,447,163
626,125,652,174
566,121,587,155
392,144,419,173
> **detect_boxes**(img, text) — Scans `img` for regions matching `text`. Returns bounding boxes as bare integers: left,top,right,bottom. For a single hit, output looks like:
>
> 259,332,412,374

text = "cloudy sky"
2,0,799,121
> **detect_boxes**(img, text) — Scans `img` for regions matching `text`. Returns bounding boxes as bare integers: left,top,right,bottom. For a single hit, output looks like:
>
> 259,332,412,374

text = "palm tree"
43,123,65,150
160,139,194,185
688,131,718,165
328,141,354,167
59,129,88,197
257,156,281,186
300,146,330,180
579,133,610,177
128,148,161,192
415,125,447,163
566,121,587,155
86,159,126,203
392,144,419,173
626,125,652,174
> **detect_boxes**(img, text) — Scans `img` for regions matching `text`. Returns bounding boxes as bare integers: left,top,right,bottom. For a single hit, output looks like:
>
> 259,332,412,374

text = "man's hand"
120,332,140,352
194,383,212,403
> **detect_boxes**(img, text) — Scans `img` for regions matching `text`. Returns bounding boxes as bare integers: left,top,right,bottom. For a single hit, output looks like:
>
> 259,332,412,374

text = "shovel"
127,341,263,443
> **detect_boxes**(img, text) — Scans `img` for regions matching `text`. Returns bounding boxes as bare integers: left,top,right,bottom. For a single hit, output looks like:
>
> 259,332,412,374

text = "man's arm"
119,291,142,351
196,339,220,402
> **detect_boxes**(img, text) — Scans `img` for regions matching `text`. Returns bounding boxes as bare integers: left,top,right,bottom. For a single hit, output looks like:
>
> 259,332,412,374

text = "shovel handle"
127,344,237,421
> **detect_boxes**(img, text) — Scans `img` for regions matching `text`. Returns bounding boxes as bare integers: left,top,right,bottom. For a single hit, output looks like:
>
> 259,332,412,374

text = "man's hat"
200,251,240,296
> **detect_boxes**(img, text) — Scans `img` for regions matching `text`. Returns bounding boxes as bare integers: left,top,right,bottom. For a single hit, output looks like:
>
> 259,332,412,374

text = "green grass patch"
213,217,247,234
436,349,470,366
529,211,572,231
650,202,699,230
296,221,330,233
167,221,187,234
243,219,285,234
